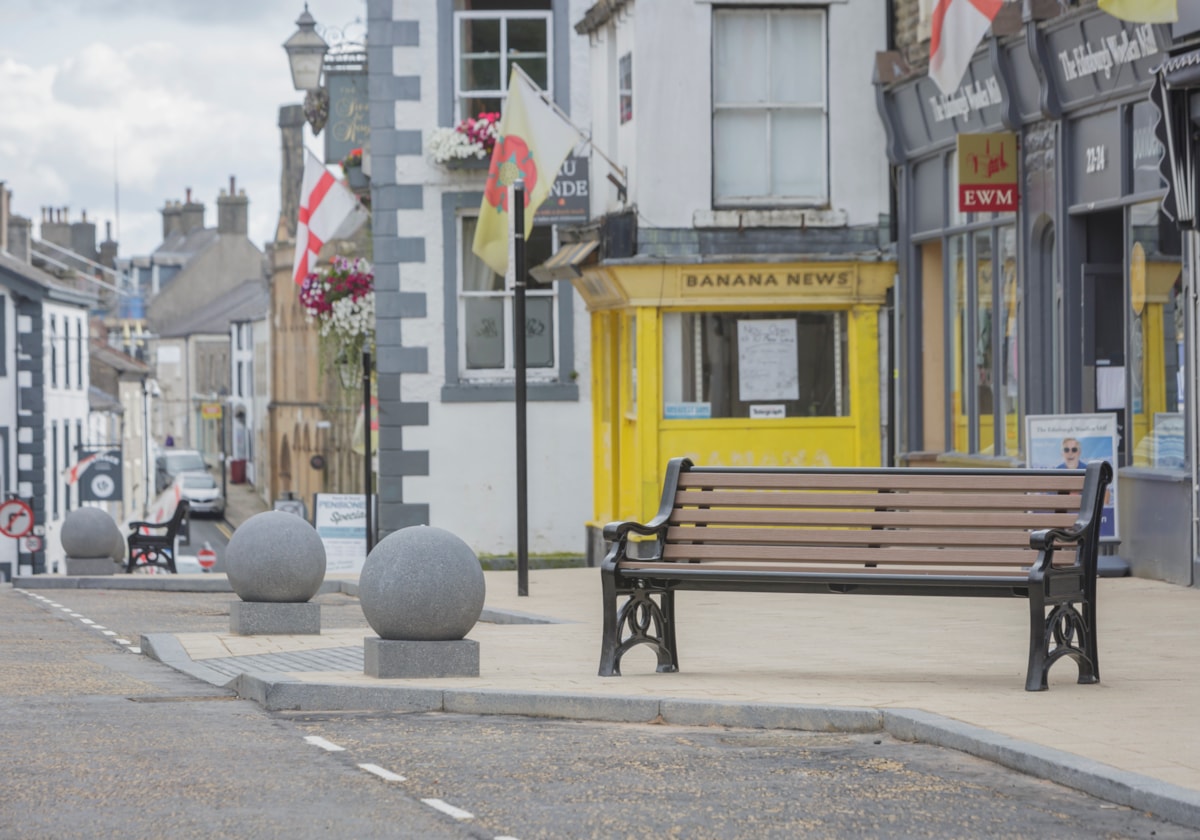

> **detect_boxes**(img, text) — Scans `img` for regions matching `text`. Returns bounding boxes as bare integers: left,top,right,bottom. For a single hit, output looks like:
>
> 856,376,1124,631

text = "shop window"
1129,201,1186,469
455,6,552,122
946,226,1021,457
458,217,556,380
712,8,827,206
661,311,848,419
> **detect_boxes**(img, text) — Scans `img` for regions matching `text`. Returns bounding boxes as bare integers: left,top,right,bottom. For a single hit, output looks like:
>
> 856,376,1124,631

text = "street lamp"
283,4,328,92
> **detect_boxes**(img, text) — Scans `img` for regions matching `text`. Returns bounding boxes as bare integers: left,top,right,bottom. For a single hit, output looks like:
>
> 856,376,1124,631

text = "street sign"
201,402,223,419
0,499,34,539
196,544,217,570
21,535,42,553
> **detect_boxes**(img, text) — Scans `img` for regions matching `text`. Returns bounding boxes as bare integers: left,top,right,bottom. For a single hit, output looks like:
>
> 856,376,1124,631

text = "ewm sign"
957,132,1018,213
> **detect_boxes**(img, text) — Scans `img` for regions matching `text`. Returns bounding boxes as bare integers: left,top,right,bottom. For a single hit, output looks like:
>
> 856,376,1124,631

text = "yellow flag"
1097,0,1177,23
472,66,582,277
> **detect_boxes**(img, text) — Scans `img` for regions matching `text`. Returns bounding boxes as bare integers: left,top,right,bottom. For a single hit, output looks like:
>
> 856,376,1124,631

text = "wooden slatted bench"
599,457,1113,691
126,501,190,574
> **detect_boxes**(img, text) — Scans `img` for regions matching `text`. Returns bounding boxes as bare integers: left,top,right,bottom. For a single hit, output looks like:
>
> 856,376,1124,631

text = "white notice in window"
737,320,799,403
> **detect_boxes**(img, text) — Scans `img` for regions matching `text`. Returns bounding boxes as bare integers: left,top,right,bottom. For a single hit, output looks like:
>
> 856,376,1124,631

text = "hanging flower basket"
298,257,375,391
427,111,500,165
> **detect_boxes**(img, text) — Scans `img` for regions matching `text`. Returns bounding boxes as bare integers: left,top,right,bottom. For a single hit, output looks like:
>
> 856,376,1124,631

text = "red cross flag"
929,0,1004,96
62,451,98,485
293,149,369,285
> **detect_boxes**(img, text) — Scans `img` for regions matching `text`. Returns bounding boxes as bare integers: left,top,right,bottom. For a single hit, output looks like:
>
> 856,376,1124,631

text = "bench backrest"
649,459,1108,574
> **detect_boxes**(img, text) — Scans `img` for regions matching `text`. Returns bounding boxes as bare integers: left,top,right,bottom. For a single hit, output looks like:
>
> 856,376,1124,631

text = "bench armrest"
128,520,170,533
1028,460,1113,559
602,518,667,542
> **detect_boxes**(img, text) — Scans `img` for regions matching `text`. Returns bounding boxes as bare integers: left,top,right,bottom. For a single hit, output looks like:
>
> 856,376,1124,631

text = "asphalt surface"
4,586,1197,839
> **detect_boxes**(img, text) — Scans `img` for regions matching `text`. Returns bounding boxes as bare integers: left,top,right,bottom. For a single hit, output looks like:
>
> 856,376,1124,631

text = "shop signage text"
928,76,1002,123
683,270,853,292
957,132,1018,212
1057,23,1159,82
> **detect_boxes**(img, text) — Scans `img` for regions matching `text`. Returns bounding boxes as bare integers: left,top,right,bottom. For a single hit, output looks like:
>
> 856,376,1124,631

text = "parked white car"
179,472,225,517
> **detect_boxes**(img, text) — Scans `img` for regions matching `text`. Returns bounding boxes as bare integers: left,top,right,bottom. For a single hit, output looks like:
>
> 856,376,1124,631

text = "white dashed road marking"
421,799,474,821
358,763,406,782
304,736,345,752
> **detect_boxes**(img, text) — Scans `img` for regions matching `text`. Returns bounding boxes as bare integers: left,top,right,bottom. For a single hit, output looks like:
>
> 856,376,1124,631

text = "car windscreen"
164,453,206,473
182,474,216,488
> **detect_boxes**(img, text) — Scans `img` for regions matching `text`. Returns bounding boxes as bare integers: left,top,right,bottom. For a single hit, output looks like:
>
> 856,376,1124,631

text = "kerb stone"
230,601,321,635
364,637,479,678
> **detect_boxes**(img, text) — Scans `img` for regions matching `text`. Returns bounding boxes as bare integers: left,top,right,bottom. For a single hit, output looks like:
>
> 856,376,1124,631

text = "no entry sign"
197,545,217,570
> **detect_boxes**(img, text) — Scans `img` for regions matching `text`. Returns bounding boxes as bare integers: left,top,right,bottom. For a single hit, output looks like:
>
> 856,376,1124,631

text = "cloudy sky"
0,0,364,258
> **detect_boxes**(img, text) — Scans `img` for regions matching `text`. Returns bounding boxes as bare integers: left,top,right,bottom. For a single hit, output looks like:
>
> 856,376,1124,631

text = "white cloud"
0,0,366,256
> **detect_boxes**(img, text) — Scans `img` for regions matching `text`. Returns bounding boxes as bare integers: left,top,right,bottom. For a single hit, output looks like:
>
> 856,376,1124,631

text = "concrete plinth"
364,637,479,678
65,556,118,576
230,601,321,635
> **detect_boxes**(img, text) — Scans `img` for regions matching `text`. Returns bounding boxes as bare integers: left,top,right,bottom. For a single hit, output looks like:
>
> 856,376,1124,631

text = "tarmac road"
4,586,1198,839
0,588,467,840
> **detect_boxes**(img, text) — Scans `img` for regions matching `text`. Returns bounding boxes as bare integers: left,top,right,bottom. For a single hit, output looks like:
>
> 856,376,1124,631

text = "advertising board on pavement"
313,493,373,574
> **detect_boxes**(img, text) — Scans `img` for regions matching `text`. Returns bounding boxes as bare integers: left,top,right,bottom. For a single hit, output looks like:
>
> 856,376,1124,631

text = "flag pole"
513,180,529,597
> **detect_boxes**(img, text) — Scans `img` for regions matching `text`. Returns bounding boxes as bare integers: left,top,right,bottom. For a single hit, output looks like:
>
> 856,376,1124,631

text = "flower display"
298,256,375,388
342,147,363,169
427,111,501,163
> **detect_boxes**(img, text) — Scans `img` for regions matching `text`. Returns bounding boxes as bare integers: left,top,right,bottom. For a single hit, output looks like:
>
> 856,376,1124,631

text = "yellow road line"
216,522,233,540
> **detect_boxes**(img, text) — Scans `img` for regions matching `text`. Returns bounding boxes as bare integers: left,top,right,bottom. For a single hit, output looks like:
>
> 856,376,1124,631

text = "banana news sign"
957,132,1018,213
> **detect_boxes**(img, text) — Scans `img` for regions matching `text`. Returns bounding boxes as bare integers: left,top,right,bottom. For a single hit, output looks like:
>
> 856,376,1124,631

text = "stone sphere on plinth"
61,507,122,559
225,510,326,602
360,525,486,641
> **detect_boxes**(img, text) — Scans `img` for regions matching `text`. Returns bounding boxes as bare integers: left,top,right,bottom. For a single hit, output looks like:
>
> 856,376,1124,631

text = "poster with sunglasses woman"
1026,414,1118,541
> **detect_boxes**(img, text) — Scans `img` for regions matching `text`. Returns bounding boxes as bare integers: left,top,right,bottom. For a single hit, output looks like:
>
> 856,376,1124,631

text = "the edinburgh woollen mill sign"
957,132,1018,213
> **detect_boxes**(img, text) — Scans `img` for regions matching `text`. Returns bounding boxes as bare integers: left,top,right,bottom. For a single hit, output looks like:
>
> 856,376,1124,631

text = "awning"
530,239,599,284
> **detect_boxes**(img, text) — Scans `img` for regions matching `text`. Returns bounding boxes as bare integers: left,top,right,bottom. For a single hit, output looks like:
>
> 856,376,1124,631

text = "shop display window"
1128,201,1186,469
661,310,848,419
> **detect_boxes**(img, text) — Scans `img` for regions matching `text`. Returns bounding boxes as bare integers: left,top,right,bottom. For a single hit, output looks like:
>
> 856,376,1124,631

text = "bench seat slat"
676,472,1084,493
676,489,1082,511
618,561,1032,579
658,543,1032,566
664,526,1034,547
670,508,1079,529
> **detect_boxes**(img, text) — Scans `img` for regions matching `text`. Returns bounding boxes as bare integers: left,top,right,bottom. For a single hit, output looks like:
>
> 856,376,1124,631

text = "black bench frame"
599,458,1113,691
126,501,190,574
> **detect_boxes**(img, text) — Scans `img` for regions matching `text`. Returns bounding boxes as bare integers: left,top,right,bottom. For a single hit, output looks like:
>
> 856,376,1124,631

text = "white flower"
427,126,488,163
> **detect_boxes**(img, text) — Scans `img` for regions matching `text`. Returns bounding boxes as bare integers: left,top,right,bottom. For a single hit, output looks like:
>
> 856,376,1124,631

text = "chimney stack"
216,175,249,236
162,199,183,241
180,186,205,234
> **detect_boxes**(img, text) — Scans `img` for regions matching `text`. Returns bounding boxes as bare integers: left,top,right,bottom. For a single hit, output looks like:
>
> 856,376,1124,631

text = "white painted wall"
385,0,595,555
587,0,889,229
41,300,91,574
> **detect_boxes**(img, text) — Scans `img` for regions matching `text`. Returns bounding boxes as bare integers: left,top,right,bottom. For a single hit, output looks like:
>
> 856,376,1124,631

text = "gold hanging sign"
958,132,1019,213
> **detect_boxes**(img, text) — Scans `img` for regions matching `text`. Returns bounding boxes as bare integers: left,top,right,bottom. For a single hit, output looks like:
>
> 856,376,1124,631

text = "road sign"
21,535,42,553
0,499,34,539
196,544,217,570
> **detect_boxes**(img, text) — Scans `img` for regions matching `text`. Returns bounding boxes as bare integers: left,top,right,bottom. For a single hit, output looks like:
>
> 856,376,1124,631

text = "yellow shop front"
574,259,895,544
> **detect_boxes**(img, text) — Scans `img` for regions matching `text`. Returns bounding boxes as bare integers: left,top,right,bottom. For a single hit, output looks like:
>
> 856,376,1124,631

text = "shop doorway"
1075,209,1126,462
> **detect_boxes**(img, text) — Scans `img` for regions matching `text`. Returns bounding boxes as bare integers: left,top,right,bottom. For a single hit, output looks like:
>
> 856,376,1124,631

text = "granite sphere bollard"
225,510,327,635
359,525,486,678
61,507,123,575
